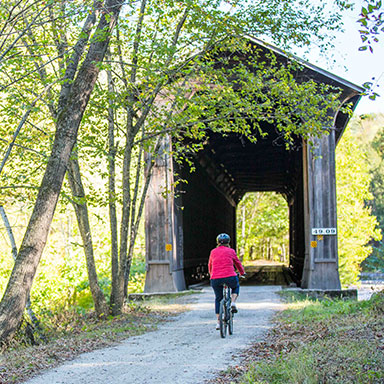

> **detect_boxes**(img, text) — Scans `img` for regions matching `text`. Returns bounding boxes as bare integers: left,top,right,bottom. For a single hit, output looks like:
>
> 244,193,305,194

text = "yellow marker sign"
165,244,172,251
317,235,324,241
311,241,317,248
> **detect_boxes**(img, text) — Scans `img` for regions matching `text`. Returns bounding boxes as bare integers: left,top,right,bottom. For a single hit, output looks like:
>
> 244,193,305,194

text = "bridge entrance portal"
178,123,305,288
144,39,362,293
236,191,290,284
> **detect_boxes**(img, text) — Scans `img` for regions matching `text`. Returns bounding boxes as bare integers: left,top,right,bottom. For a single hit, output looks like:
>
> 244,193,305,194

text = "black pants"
210,276,239,314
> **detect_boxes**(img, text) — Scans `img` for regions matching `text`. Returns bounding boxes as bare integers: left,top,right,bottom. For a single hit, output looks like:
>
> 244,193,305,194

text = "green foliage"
242,350,318,384
237,192,288,262
336,126,381,285
68,255,146,311
358,0,383,53
348,114,384,273
362,244,384,271
128,256,147,293
0,200,147,319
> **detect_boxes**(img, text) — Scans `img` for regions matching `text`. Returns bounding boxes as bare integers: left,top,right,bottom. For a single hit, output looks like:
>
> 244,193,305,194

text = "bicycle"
219,283,234,338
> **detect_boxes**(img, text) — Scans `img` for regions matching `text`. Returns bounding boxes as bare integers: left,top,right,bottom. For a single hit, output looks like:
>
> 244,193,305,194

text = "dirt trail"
24,286,284,384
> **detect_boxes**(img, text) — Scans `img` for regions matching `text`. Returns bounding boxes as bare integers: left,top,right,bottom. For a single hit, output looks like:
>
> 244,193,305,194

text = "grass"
0,291,196,384
211,290,384,384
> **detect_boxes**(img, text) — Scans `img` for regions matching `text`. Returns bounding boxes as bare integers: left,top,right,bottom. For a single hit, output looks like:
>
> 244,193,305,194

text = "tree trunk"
123,135,159,297
113,138,133,315
123,127,145,297
281,243,286,263
111,0,147,314
239,204,246,261
267,238,272,261
34,3,109,319
0,206,41,330
107,65,120,315
0,0,122,344
249,244,254,260
67,155,109,318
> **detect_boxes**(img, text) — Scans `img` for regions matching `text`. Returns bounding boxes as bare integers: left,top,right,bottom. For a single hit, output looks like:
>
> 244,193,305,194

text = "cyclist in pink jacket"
208,233,245,330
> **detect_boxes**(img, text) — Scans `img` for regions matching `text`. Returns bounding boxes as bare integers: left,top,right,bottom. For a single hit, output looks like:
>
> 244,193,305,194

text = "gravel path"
357,281,384,300
24,286,284,384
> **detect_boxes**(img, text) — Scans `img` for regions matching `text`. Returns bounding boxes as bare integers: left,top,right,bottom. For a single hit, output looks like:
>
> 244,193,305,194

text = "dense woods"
0,0,382,347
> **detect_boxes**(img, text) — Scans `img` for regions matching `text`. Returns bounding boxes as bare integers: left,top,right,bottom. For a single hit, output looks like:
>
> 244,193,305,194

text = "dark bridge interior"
179,122,305,287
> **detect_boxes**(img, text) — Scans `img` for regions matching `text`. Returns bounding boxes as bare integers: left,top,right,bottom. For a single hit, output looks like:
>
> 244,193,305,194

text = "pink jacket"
208,246,245,279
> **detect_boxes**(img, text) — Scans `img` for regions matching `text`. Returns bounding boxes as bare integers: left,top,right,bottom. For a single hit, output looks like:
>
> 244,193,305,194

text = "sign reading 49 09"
312,228,337,235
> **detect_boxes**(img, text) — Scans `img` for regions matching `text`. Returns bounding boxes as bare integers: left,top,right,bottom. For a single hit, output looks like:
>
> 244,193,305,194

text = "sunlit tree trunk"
239,204,246,261
249,244,255,260
0,206,41,330
67,155,109,318
281,243,286,263
107,64,120,315
109,1,189,314
267,238,272,261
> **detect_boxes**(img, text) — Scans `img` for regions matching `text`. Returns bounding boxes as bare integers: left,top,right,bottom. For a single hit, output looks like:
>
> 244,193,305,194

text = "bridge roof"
194,38,362,201
246,36,363,94
244,36,363,143
198,124,302,203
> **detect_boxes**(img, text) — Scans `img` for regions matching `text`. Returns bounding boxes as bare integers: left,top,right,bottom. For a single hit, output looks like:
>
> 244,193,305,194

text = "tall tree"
16,1,110,318
336,126,381,285
0,0,123,344
350,113,384,272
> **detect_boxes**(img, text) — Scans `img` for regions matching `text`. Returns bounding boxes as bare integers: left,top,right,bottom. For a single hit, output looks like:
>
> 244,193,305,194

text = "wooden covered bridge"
144,38,362,292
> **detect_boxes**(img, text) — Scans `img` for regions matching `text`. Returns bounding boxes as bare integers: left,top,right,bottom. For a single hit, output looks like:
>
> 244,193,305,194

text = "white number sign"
311,228,337,235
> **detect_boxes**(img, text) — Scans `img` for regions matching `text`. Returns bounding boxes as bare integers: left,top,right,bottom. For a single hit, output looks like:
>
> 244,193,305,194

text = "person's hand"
240,273,246,279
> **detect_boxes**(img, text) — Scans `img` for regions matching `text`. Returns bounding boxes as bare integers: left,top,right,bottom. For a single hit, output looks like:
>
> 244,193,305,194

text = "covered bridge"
144,37,362,292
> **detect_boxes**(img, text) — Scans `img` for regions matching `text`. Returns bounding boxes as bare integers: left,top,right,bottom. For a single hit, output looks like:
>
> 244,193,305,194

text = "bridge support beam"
302,130,341,289
144,137,186,293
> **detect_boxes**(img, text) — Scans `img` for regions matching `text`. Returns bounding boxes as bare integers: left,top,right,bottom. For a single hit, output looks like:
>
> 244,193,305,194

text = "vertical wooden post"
302,129,341,289
144,136,186,292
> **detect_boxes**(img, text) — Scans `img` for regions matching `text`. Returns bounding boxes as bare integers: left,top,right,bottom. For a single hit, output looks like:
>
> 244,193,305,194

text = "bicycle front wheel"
219,299,227,338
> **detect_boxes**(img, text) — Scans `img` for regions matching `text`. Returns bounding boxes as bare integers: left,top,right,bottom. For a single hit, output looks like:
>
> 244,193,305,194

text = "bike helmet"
216,233,230,245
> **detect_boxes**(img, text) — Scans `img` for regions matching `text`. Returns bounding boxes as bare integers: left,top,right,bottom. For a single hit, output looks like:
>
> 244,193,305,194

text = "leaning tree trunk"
0,0,122,344
67,156,109,318
0,206,41,330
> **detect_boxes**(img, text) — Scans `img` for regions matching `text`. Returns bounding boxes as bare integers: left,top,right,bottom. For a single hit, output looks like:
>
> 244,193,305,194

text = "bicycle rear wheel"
219,299,227,338
228,305,233,335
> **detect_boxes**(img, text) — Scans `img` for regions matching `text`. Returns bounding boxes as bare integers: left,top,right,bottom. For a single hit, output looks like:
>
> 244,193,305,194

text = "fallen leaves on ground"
207,292,384,384
0,298,191,384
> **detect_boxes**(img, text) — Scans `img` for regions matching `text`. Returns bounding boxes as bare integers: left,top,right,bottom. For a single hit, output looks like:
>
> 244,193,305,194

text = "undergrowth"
0,292,194,384
214,290,384,384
